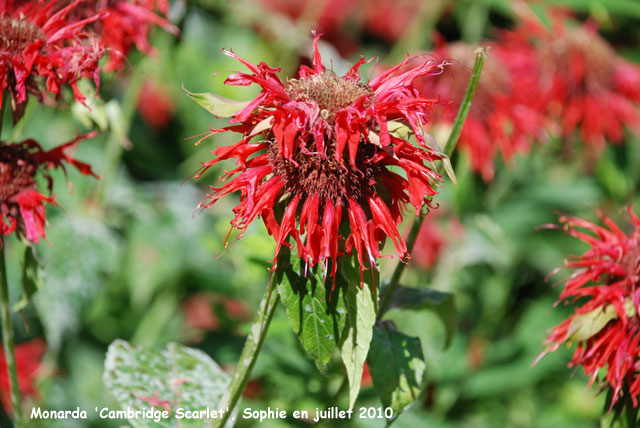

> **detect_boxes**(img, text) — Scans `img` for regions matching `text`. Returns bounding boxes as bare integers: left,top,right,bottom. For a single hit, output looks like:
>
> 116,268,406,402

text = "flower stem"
212,285,280,428
379,47,488,315
0,246,24,427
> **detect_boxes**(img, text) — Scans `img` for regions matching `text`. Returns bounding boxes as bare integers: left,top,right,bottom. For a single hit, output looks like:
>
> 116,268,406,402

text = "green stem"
212,285,280,428
379,47,488,315
0,246,24,427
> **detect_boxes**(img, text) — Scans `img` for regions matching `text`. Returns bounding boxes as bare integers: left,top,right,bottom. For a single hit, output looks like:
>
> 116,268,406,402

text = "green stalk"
0,246,24,427
212,285,280,428
379,47,488,315
0,92,25,427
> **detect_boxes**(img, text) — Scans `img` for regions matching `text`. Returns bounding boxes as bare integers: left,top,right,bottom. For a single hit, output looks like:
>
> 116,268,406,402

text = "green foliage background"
3,0,640,426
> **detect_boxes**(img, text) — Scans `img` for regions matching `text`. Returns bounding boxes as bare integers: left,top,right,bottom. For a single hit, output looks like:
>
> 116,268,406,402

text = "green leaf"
104,340,231,428
368,322,426,419
182,84,251,118
277,250,347,369
12,246,42,312
339,256,377,410
383,286,456,347
566,302,634,342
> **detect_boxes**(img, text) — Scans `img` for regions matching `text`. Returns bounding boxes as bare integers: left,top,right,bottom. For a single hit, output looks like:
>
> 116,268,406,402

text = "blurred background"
3,0,640,426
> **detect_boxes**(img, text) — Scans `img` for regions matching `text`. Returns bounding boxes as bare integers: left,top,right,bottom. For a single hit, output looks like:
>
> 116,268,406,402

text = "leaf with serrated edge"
277,250,347,369
104,340,231,428
339,257,377,410
368,322,425,418
182,84,251,118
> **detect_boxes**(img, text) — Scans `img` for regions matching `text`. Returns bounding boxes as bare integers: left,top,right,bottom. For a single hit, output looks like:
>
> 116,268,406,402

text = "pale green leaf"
339,257,377,410
567,301,634,342
104,340,231,428
182,84,251,118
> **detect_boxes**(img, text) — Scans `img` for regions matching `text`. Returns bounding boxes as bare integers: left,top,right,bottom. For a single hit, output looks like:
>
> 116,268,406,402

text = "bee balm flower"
63,0,179,73
194,34,446,284
537,208,640,408
0,0,106,122
516,15,640,149
0,133,98,244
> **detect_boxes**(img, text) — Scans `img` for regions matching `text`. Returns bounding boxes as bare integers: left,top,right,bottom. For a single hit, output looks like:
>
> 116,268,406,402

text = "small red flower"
138,77,175,129
194,34,446,285
0,132,98,244
0,0,106,122
514,14,640,149
0,338,46,412
412,209,463,270
415,41,547,181
537,208,640,408
66,0,179,73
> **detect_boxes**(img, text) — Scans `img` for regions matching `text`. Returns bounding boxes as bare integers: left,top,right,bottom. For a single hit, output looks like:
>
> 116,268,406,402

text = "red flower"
194,34,446,285
412,208,463,270
138,77,175,129
537,208,640,408
514,14,640,149
0,0,106,122
66,0,179,72
251,0,426,55
0,338,46,412
415,41,547,181
0,132,98,244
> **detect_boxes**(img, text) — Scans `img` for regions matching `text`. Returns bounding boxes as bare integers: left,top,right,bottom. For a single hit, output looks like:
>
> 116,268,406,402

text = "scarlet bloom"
138,78,175,129
538,208,640,408
416,41,547,181
65,0,179,72
0,0,106,122
0,338,46,412
195,34,446,283
412,208,463,270
0,132,98,244
515,15,640,149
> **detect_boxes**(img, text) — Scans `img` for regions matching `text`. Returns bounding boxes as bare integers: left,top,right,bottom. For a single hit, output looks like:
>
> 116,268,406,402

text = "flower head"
0,132,98,244
538,208,640,408
0,0,106,122
138,77,175,129
65,0,179,72
416,41,547,181
0,338,46,412
195,34,446,284
515,14,640,149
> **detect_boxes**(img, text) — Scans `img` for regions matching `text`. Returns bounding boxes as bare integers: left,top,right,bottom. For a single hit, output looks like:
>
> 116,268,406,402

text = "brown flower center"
266,73,383,207
285,72,374,122
0,142,38,203
268,139,383,207
0,17,46,56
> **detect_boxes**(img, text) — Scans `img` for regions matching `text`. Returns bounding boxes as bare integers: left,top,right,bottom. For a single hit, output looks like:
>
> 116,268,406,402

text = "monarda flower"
0,133,98,244
415,41,547,181
516,15,640,149
537,208,640,408
0,338,46,412
194,34,446,284
64,0,179,72
0,0,106,122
